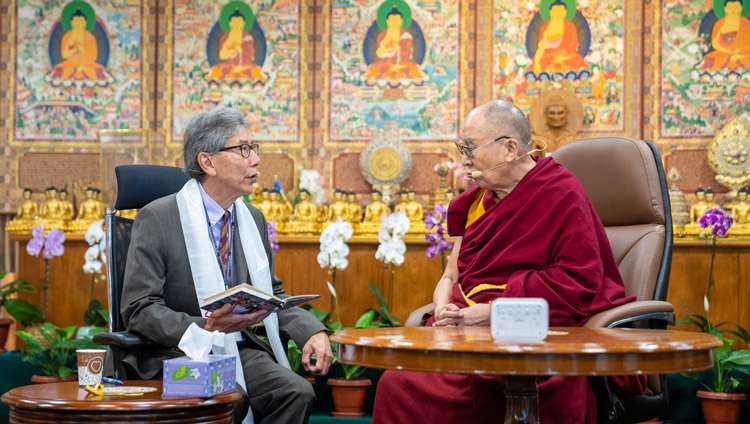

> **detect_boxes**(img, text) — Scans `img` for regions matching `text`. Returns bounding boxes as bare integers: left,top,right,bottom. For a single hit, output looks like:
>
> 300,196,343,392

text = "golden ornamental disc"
359,126,413,188
708,118,750,190
369,148,402,181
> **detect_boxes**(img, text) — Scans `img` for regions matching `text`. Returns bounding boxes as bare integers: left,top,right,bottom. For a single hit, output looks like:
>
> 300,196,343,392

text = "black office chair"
93,164,189,379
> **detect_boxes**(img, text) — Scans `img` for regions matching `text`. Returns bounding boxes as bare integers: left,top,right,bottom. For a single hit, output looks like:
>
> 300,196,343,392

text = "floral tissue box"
163,355,236,397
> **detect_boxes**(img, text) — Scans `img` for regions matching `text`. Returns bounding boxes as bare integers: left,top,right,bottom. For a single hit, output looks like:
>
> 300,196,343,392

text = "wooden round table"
331,326,721,424
1,380,241,423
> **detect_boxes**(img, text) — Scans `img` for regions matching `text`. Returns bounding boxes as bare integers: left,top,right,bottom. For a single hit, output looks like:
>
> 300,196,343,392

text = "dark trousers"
234,346,315,424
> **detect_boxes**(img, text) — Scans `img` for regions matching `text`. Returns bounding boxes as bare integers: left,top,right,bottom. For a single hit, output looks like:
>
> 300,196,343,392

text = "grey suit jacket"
121,193,326,379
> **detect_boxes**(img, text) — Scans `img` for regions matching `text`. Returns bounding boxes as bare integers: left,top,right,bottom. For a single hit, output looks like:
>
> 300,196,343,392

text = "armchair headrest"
552,137,666,227
114,165,189,211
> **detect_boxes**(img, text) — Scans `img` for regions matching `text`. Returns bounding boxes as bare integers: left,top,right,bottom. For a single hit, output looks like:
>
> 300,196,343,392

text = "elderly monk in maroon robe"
373,100,645,424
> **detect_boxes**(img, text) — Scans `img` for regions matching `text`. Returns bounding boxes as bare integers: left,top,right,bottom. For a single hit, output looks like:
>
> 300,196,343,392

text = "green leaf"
354,310,376,328
4,299,44,326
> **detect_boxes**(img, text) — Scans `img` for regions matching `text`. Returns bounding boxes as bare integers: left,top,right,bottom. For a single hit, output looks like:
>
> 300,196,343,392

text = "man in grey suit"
121,107,332,424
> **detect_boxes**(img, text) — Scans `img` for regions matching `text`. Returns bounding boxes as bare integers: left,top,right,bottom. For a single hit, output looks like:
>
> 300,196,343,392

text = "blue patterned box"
162,355,236,397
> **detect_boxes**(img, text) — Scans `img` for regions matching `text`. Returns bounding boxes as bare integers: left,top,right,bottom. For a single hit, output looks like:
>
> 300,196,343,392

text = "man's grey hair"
183,107,251,181
482,100,532,153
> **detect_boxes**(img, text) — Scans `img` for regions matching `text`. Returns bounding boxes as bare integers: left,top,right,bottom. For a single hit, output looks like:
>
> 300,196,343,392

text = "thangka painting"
659,0,750,139
493,0,625,131
329,0,460,142
14,0,143,142
171,0,300,143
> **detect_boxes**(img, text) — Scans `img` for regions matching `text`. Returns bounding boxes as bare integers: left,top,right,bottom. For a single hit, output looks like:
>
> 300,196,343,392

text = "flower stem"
43,258,49,321
706,235,717,306
389,264,395,311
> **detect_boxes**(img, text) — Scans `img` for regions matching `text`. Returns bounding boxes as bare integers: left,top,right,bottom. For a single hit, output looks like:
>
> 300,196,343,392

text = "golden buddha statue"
6,188,39,233
59,189,75,221
267,190,291,232
286,190,319,234
393,190,409,214
328,189,349,223
256,189,274,221
730,188,750,235
404,190,426,234
684,188,722,236
347,192,363,224
359,190,391,234
69,186,105,233
39,186,68,231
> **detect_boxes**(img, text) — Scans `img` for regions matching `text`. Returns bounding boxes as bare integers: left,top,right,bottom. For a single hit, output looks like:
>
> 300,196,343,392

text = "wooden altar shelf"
8,233,750,335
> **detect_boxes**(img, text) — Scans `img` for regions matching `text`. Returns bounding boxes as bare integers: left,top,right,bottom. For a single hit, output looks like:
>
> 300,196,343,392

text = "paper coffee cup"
77,349,106,387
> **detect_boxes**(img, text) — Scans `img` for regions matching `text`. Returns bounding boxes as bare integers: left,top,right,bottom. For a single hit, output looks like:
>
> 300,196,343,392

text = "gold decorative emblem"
359,126,413,205
708,118,750,190
369,147,402,181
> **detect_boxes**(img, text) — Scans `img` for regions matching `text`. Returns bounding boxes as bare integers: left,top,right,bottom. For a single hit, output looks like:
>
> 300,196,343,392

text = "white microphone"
469,144,547,179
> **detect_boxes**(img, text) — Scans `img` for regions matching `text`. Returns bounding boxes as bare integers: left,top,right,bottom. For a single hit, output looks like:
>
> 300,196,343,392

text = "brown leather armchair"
405,137,675,423
554,136,674,423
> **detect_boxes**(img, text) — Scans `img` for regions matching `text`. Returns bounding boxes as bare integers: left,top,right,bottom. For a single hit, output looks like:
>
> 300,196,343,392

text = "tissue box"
163,355,236,397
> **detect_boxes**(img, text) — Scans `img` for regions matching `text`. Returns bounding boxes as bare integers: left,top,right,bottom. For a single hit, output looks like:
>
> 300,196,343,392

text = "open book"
201,283,320,315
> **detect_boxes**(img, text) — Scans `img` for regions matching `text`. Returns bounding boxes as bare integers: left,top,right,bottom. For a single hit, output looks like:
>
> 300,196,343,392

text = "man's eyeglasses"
454,136,510,159
218,143,261,158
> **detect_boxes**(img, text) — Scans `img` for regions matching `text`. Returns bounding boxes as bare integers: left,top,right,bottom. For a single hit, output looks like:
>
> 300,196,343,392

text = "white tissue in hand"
177,323,226,359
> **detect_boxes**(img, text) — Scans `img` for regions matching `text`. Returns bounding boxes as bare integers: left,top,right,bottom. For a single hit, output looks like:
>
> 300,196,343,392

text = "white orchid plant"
317,218,353,321
299,168,327,206
82,220,107,327
375,211,410,309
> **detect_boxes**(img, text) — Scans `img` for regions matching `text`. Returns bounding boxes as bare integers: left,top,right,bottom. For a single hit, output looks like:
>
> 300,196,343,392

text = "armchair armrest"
93,330,151,348
584,300,675,329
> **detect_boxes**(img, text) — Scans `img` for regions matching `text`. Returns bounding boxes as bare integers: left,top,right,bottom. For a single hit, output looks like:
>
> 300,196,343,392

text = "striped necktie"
219,210,231,287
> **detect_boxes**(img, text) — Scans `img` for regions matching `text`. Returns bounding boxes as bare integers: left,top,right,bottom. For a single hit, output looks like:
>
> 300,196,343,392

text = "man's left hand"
301,331,332,376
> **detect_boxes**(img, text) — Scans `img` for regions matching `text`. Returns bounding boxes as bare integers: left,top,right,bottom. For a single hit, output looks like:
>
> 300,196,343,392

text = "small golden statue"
256,189,274,220
69,186,105,233
404,190,426,234
270,190,291,223
431,161,452,210
684,188,722,236
6,188,39,233
285,189,319,234
393,190,409,214
328,189,349,223
359,189,391,234
730,188,750,236
39,186,69,231
59,189,76,221
666,167,689,236
346,192,363,227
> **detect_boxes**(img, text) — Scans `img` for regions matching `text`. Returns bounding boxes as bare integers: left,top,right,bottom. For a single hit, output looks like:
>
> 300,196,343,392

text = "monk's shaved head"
473,100,532,153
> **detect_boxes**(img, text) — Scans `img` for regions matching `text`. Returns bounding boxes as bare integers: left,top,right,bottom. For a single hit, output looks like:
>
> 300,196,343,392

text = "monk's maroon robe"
373,157,644,424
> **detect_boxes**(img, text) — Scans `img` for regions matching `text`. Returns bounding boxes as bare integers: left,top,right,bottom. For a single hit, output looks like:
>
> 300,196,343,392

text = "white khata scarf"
176,179,290,422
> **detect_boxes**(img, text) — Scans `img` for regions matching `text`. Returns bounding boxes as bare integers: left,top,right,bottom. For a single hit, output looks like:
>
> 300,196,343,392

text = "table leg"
503,376,539,424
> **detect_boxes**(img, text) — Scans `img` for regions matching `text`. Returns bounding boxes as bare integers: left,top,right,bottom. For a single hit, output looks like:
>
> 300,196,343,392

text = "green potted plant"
676,208,750,424
16,321,103,383
307,283,399,417
0,271,45,351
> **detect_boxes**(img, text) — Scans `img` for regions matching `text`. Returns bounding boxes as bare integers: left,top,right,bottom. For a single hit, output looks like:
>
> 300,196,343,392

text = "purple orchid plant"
424,204,454,269
267,221,280,254
26,224,66,320
27,224,65,259
698,208,733,304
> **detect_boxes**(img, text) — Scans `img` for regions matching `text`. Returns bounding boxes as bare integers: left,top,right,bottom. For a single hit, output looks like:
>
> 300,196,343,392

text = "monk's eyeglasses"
219,143,261,158
454,136,511,159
